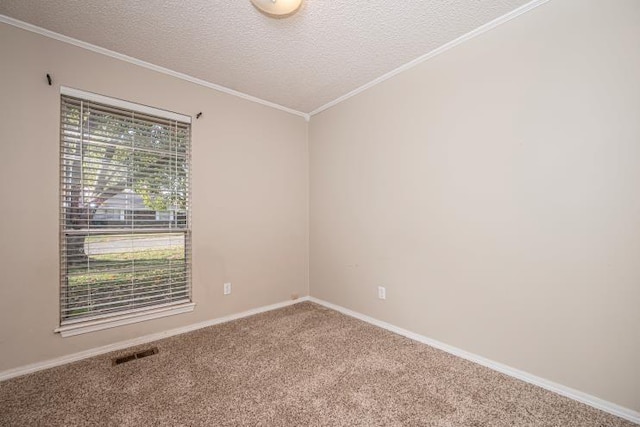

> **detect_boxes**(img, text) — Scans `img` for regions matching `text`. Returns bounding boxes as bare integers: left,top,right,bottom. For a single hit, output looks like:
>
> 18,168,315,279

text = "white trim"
0,14,309,121
1,0,548,121
54,302,196,337
308,0,550,117
308,297,640,425
2,294,637,423
61,86,192,123
0,297,308,382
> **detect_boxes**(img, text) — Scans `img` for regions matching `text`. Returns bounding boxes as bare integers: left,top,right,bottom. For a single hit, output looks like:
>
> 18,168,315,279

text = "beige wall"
1,0,639,415
310,0,640,412
0,23,308,370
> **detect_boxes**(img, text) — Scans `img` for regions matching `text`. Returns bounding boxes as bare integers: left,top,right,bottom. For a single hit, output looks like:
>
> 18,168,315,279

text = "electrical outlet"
378,286,386,300
223,282,232,295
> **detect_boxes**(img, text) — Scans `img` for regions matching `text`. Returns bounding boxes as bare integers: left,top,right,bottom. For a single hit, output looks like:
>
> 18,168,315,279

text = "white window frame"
55,87,195,337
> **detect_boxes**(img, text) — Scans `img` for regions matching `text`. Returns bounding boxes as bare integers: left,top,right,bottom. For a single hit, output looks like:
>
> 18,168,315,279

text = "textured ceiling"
0,0,532,114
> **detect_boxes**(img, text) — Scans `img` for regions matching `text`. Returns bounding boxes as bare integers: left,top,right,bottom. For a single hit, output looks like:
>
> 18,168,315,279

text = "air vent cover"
112,347,159,366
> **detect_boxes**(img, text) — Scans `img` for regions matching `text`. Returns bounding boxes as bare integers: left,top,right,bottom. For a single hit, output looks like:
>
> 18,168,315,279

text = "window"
57,87,193,336
94,208,125,221
155,211,175,222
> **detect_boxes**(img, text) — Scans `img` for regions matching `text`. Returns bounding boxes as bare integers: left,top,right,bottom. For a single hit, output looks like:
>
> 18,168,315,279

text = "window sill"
54,302,196,338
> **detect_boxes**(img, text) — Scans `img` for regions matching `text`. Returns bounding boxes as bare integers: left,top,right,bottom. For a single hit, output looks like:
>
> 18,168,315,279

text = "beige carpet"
0,302,635,426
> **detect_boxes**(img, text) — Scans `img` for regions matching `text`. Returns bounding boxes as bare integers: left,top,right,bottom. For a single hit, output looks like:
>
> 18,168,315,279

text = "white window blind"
59,91,192,326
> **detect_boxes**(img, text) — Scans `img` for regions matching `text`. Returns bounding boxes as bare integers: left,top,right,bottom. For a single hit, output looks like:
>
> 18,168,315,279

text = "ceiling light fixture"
250,0,303,18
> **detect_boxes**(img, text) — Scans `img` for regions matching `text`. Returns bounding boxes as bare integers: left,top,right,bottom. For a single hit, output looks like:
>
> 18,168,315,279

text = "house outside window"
155,211,175,222
57,87,194,336
93,208,125,222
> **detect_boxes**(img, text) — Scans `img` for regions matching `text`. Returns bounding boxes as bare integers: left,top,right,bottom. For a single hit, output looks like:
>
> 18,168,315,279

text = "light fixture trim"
250,0,303,17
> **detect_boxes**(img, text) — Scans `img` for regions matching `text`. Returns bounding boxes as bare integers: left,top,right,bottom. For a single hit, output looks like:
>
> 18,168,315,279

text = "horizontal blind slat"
60,299,192,326
62,288,190,309
61,289,190,308
60,93,191,324
61,294,190,315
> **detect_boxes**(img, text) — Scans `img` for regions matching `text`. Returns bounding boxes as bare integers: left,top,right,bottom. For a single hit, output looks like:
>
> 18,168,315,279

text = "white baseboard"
308,297,640,425
2,295,637,424
0,296,309,382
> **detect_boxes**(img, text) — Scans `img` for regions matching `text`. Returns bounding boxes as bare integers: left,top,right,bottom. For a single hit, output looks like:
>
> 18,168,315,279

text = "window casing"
58,88,192,335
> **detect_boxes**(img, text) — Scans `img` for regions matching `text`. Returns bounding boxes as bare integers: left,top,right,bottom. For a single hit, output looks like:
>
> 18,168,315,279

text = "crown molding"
2,0,549,122
308,0,550,117
0,14,310,121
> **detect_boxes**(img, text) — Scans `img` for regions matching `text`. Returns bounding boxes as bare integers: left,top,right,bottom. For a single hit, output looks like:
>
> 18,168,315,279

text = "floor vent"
112,347,159,366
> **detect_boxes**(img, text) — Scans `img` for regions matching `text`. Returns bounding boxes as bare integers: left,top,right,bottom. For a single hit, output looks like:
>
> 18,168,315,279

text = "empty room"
0,0,638,425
